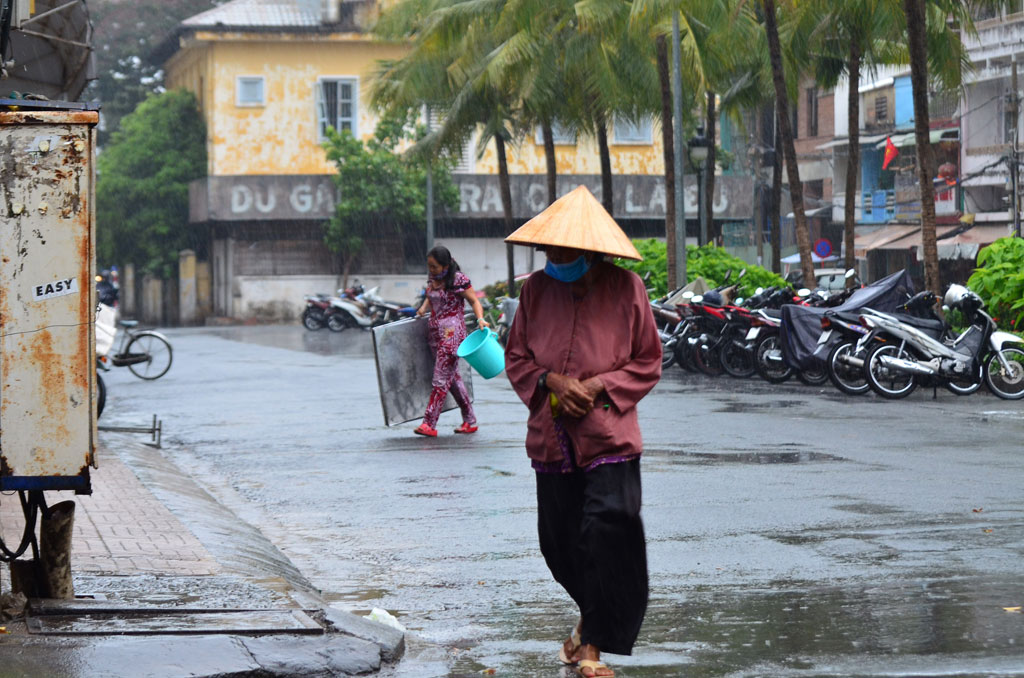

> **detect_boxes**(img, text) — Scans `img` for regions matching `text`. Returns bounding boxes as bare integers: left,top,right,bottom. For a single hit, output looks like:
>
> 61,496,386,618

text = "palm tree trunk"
844,40,861,285
657,36,678,288
542,120,557,205
704,90,717,245
496,134,516,295
902,0,940,295
771,105,782,274
595,112,614,215
762,0,814,285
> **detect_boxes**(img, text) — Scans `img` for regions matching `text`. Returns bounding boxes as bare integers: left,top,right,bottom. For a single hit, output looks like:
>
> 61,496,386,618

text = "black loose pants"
535,458,648,656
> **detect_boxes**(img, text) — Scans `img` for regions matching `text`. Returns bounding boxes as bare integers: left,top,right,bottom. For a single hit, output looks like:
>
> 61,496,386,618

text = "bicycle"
98,319,173,380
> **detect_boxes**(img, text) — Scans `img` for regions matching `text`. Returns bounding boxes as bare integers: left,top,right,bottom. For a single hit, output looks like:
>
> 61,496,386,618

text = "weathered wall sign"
191,173,754,222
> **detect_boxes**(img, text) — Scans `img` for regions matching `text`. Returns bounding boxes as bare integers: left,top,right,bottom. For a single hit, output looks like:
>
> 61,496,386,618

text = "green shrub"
967,237,1024,334
617,240,787,299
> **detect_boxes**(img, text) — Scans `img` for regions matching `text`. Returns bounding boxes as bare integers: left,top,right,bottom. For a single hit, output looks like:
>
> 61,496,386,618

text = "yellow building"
161,0,751,319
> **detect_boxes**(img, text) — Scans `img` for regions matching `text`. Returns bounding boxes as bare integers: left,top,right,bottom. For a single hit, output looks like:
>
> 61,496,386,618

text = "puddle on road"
374,578,1024,678
199,325,376,358
713,399,807,414
647,447,846,465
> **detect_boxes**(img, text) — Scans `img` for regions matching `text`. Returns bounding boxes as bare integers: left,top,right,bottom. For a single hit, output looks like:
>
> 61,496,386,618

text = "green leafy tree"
86,0,220,146
968,237,1024,334
321,111,460,284
97,89,207,279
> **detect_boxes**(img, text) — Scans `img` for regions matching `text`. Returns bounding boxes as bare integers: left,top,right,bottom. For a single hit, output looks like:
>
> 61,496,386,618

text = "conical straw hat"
505,185,643,261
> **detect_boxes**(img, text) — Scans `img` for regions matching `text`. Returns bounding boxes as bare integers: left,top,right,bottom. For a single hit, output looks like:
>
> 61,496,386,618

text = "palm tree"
371,0,524,292
761,0,815,285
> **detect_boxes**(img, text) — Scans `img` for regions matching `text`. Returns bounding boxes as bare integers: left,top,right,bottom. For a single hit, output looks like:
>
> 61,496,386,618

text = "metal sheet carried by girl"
372,317,474,426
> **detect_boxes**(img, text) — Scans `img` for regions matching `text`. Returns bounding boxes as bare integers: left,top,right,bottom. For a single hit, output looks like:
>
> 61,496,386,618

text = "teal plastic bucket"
457,328,505,379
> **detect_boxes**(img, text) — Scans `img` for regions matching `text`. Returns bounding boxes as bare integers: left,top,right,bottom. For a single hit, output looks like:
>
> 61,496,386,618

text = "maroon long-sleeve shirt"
505,262,662,470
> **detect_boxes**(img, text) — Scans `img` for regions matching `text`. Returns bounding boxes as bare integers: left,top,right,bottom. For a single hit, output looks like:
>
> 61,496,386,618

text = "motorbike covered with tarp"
780,269,915,370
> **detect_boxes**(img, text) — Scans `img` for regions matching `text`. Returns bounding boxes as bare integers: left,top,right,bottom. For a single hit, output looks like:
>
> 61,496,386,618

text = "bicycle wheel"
97,371,106,419
126,332,173,380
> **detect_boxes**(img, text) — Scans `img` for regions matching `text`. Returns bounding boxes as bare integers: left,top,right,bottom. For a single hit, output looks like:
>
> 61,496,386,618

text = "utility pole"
671,13,687,286
1012,59,1021,238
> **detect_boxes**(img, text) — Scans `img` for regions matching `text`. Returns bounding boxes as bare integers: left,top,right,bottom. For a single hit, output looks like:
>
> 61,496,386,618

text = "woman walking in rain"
413,245,489,437
505,186,662,678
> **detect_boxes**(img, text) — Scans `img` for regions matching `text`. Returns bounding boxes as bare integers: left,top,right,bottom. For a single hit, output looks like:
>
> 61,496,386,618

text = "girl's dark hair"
427,245,461,289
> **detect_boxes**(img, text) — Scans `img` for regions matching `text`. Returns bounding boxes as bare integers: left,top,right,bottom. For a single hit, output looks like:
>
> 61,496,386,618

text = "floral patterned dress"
422,271,476,427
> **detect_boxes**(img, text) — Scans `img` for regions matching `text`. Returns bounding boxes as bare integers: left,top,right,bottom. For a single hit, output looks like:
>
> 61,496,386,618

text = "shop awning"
878,225,959,250
875,129,960,149
853,224,919,256
785,205,833,219
816,134,887,150
923,225,1014,260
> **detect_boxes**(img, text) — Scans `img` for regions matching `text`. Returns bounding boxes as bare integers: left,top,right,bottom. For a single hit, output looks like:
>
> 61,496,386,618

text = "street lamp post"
688,127,710,246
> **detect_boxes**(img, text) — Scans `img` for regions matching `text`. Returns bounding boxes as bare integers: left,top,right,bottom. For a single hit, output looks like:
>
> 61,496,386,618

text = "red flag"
882,137,899,170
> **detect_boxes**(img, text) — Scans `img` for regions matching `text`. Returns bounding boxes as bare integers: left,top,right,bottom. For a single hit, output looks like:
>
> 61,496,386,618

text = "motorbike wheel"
797,365,828,386
693,342,724,377
661,337,677,369
673,329,700,373
865,343,918,399
944,361,984,396
302,310,323,331
754,334,793,383
327,312,352,332
826,341,870,395
983,346,1024,400
720,339,755,378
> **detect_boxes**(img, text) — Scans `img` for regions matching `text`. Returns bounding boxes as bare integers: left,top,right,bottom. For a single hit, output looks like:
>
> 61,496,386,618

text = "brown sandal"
558,622,582,664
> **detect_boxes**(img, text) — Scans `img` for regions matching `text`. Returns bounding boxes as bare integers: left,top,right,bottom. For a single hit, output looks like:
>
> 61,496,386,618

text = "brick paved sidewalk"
0,444,221,577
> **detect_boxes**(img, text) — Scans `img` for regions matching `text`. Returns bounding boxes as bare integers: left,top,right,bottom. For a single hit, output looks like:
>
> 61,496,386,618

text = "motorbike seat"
889,313,945,334
759,308,783,320
827,310,863,324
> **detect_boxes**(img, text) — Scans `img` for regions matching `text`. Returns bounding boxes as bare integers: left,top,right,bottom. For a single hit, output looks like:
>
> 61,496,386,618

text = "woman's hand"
546,373,595,418
477,318,491,329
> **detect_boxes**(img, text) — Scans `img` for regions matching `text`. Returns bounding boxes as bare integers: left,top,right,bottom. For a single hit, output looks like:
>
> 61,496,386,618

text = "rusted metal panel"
0,110,97,490
372,317,473,427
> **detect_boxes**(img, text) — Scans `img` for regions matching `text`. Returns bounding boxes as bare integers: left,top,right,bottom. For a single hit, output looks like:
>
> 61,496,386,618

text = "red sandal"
454,423,478,434
414,423,438,437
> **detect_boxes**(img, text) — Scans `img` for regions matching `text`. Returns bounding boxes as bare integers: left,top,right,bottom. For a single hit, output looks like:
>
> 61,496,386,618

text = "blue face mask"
545,255,591,283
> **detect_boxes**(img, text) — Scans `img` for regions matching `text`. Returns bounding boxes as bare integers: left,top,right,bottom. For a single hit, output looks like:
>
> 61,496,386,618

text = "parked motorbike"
820,290,947,396
328,286,416,331
860,284,1024,400
302,293,333,330
495,297,519,347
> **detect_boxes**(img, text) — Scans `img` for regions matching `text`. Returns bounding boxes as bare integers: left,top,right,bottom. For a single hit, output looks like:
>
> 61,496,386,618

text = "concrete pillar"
122,263,136,316
179,249,197,326
141,275,163,325
196,260,212,321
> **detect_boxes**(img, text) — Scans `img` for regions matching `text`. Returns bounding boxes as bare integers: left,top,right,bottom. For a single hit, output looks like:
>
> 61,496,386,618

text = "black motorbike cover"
780,269,915,370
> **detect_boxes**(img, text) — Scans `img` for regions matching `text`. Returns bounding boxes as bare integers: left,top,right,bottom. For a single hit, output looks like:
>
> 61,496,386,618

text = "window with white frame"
535,120,576,145
613,116,653,144
236,76,265,106
316,78,358,139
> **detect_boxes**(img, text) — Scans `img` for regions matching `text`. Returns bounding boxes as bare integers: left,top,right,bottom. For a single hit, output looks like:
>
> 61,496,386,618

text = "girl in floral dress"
413,246,489,437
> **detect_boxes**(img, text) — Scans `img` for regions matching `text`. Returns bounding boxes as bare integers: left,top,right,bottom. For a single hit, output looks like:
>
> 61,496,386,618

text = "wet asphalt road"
98,325,1024,677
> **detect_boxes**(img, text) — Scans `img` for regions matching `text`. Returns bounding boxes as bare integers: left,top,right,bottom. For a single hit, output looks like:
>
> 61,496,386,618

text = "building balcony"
963,14,1024,65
